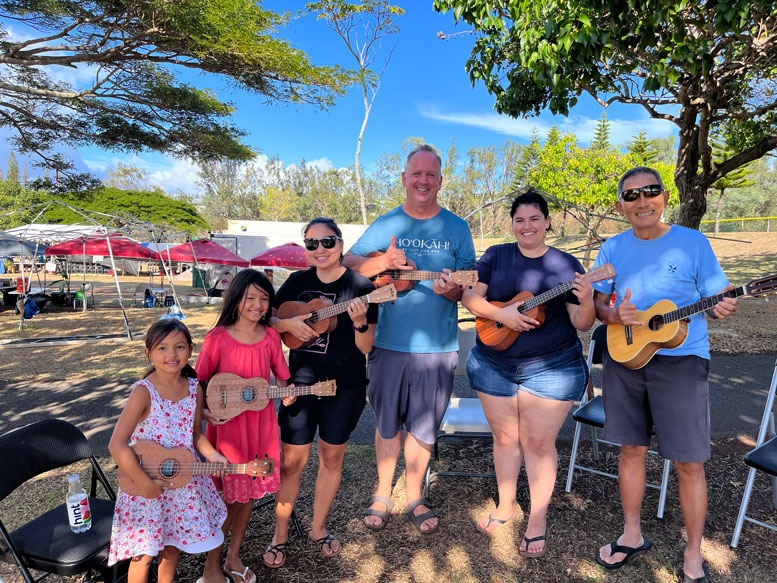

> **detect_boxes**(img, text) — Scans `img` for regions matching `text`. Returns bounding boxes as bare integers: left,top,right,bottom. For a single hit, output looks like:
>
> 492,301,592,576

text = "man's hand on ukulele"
614,288,644,326
287,312,318,342
347,298,368,325
281,384,297,407
383,236,413,271
712,284,738,319
207,452,229,478
202,407,230,426
497,304,540,332
432,269,458,296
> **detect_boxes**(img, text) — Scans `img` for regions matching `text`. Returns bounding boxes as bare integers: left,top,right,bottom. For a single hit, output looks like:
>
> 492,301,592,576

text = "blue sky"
2,1,678,196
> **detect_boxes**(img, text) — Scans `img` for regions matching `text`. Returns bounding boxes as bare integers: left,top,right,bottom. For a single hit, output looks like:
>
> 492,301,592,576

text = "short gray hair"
405,144,442,170
617,166,665,199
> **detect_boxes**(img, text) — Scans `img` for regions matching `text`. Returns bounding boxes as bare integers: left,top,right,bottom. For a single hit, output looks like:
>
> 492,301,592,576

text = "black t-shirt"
275,267,379,387
476,243,583,362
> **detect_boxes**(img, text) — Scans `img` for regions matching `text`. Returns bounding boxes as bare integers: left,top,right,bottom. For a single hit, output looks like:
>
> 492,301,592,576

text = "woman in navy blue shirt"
461,189,595,557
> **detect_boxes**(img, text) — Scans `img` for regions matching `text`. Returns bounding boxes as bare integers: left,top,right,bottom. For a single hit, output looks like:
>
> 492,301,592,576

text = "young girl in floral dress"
108,319,228,583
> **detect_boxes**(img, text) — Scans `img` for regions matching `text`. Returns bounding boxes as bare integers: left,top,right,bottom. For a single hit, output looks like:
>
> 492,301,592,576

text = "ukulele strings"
307,294,370,323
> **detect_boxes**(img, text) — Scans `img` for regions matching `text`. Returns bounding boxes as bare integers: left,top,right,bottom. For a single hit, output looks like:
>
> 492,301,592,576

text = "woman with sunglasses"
265,217,378,566
461,188,595,557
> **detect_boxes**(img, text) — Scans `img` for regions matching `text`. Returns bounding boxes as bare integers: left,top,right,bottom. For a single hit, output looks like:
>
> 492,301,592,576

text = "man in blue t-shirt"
592,167,738,582
343,144,475,534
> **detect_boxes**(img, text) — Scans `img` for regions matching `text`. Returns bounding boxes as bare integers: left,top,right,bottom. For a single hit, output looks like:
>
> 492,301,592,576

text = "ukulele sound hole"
241,386,257,403
159,460,180,478
648,315,665,331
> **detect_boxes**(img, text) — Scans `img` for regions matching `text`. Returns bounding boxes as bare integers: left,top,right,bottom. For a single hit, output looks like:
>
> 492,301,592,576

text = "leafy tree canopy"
0,0,353,168
434,0,777,228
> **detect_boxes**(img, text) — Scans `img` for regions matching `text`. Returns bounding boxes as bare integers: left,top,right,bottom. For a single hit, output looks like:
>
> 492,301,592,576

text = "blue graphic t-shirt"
592,225,728,359
348,206,475,353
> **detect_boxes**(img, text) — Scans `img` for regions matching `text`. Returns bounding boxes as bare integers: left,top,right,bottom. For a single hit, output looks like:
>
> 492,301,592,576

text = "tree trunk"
713,188,725,236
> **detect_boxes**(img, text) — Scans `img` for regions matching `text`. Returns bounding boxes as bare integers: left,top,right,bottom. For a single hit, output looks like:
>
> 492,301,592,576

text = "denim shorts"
466,341,588,402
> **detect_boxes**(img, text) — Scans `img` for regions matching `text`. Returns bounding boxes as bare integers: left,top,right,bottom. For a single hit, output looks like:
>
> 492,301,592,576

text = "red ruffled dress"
195,326,290,503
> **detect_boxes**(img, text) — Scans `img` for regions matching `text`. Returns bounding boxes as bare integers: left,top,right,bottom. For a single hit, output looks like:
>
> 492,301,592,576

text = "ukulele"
367,251,478,291
118,440,274,497
607,273,777,369
276,284,398,349
476,263,615,351
206,372,337,420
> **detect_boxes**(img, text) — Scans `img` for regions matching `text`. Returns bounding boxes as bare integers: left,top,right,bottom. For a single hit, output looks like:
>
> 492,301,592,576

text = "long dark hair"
215,268,275,328
142,319,197,379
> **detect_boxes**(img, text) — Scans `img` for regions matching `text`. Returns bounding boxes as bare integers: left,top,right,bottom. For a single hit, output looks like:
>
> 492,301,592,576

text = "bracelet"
353,321,369,333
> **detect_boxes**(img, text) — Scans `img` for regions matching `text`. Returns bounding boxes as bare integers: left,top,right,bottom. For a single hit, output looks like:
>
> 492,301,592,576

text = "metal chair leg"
731,467,758,548
566,420,584,493
591,426,601,460
657,458,671,519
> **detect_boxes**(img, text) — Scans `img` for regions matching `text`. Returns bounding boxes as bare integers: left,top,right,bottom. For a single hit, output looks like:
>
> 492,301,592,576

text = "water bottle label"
67,496,92,528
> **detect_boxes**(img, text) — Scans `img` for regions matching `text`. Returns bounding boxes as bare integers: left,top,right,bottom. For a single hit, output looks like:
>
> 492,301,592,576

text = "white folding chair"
565,324,672,518
423,320,495,499
731,358,777,547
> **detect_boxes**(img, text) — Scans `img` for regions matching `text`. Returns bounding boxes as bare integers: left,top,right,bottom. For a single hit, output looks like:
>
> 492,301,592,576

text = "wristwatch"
353,321,369,333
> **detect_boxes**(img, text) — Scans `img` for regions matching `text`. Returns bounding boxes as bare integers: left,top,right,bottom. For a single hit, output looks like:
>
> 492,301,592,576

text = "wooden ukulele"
118,440,274,497
206,372,337,420
476,263,615,351
276,284,397,349
367,251,478,291
608,273,777,369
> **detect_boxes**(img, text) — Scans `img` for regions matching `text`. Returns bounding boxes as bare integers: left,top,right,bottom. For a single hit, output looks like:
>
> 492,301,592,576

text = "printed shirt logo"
395,237,450,257
665,263,679,277
297,289,336,354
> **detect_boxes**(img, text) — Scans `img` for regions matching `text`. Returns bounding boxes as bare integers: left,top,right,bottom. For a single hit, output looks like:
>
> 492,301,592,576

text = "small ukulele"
206,372,337,420
118,440,274,497
608,273,777,369
367,251,478,291
476,263,615,351
276,284,398,349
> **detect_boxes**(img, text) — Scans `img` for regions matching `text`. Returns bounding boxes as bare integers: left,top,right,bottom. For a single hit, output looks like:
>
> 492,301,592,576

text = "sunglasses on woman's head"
620,184,664,202
303,235,342,251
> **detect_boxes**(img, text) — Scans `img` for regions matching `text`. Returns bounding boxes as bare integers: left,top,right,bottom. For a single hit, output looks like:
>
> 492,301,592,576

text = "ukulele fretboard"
663,286,747,323
383,270,445,281
307,294,370,323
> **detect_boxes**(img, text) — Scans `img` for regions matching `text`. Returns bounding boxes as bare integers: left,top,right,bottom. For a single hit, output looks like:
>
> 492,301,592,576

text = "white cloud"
419,104,677,145
306,157,334,171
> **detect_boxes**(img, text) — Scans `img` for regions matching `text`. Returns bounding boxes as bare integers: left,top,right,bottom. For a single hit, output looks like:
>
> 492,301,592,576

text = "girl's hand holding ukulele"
206,451,229,479
202,406,230,427
281,383,297,407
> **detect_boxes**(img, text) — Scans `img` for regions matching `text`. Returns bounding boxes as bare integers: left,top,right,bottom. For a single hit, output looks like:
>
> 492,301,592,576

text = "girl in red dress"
196,270,294,583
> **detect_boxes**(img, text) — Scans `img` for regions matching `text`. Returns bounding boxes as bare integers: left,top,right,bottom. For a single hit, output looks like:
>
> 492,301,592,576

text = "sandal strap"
523,533,547,544
264,542,287,557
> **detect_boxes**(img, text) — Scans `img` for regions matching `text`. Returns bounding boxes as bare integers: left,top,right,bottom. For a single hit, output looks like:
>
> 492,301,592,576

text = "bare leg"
597,445,649,565
476,392,521,531
202,498,249,583
309,439,348,555
675,461,707,579
404,432,436,532
156,546,180,583
266,442,312,565
222,501,255,581
364,429,401,528
128,555,154,583
517,391,573,554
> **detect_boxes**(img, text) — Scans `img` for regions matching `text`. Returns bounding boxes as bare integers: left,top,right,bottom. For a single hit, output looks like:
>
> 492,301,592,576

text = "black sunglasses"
303,235,342,251
620,184,664,202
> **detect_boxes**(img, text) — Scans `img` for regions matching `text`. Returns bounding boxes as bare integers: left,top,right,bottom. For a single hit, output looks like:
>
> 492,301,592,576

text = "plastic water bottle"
66,474,92,533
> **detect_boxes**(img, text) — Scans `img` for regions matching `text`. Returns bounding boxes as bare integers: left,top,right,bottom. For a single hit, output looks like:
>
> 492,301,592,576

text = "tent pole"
82,237,87,312
104,233,133,340
187,239,210,304
151,230,182,316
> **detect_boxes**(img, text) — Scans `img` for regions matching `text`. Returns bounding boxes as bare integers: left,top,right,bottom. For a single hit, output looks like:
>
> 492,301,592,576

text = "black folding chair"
0,419,127,582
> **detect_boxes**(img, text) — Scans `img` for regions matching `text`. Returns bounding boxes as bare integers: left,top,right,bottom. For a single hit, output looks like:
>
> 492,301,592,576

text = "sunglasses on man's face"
620,184,664,202
303,235,342,251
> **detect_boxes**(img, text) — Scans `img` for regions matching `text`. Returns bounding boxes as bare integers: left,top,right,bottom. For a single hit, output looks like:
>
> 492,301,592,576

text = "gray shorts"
367,347,457,445
601,353,711,462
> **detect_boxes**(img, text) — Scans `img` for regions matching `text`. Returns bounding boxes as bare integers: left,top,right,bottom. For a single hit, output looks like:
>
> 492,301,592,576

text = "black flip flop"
595,538,653,570
682,563,710,582
362,495,394,530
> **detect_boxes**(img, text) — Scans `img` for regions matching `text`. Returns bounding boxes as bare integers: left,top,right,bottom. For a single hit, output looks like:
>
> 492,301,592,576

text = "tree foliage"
434,0,777,228
6,151,19,183
0,0,353,169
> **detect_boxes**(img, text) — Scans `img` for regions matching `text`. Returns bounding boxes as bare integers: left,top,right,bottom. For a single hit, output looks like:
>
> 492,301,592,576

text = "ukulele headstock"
367,284,398,303
451,271,479,287
248,455,274,478
746,273,777,298
311,380,337,397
